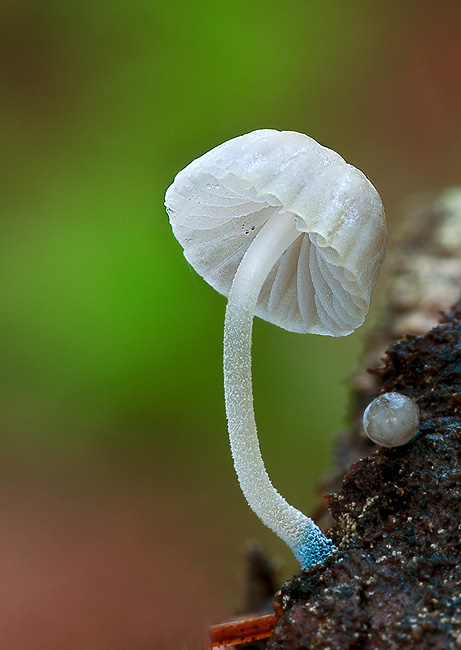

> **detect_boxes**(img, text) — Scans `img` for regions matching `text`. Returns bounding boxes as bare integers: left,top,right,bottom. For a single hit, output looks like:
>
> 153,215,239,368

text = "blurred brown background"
0,1,461,648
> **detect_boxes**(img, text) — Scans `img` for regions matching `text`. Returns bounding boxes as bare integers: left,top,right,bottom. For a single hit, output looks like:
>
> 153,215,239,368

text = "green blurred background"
1,1,461,648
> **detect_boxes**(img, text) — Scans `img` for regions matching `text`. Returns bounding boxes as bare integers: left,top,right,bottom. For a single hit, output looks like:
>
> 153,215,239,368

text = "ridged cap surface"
165,129,386,335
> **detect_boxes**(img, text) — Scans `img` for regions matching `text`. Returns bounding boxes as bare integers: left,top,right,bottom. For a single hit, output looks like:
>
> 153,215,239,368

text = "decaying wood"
271,297,461,648
269,189,461,648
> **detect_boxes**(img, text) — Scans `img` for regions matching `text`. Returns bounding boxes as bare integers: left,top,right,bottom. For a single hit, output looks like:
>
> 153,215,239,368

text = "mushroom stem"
224,212,335,568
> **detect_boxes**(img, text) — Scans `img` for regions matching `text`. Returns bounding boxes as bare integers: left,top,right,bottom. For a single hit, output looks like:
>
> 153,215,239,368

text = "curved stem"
223,212,335,568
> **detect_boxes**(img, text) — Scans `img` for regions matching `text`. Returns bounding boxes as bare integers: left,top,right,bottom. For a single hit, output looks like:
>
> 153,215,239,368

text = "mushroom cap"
165,129,386,336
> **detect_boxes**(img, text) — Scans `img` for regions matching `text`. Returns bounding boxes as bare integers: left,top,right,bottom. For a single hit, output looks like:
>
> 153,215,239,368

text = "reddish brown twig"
208,612,279,648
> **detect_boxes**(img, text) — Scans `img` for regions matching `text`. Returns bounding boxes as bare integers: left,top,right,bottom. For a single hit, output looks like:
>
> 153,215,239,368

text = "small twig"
208,613,279,648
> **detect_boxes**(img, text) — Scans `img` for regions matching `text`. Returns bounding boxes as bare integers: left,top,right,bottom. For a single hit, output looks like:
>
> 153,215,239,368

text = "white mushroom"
363,392,420,447
165,129,386,568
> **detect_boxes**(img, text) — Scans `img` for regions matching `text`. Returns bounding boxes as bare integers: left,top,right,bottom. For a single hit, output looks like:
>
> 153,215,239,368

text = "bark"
268,189,461,649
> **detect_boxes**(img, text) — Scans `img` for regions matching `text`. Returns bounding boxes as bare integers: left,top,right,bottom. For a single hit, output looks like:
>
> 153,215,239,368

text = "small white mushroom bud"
363,392,420,447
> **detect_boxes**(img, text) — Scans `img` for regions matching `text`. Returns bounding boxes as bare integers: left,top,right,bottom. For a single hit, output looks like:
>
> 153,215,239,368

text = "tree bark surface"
269,190,461,649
